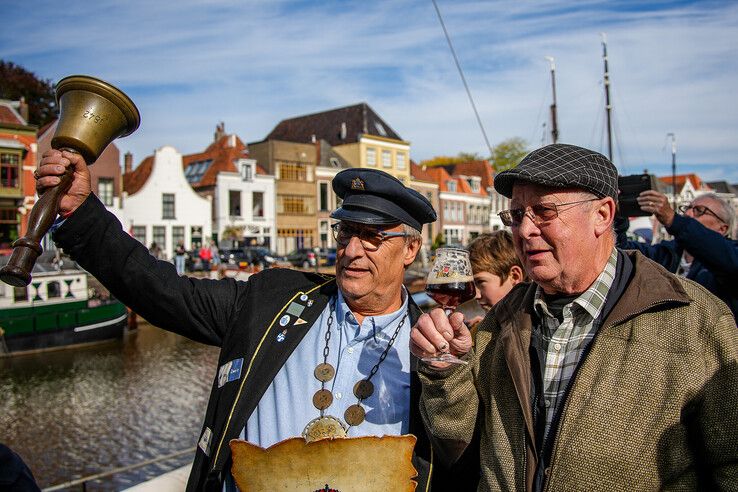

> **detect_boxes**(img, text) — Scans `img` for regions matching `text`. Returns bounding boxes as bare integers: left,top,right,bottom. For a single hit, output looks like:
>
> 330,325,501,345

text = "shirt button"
347,347,354,354
335,392,342,400
554,343,562,351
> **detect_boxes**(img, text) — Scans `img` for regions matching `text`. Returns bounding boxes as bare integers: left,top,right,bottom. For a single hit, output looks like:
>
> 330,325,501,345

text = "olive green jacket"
419,251,738,491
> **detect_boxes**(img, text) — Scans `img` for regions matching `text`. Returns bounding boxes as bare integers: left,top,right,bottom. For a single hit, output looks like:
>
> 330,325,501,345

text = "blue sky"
3,0,737,183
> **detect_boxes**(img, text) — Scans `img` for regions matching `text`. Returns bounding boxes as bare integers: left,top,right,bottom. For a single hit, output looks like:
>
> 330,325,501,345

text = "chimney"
214,122,226,142
124,152,133,174
19,97,29,123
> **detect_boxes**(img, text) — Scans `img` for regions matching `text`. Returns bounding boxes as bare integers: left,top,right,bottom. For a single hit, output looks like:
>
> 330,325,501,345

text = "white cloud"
2,0,737,181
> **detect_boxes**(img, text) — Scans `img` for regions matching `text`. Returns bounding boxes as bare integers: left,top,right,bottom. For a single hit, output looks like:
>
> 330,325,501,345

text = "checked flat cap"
331,168,437,231
494,143,618,201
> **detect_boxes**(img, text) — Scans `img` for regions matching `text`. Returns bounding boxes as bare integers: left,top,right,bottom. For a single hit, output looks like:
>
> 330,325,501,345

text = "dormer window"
467,177,481,193
447,180,457,193
241,161,253,182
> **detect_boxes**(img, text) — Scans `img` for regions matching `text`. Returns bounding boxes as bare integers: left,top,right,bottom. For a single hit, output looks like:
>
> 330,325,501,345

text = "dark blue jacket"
616,214,738,323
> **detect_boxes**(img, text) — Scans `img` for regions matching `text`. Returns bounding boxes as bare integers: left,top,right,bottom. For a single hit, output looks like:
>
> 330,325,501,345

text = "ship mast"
545,56,559,144
601,33,614,162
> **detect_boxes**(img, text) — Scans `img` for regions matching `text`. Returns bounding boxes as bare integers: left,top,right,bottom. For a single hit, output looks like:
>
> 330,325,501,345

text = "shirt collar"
336,288,409,342
533,247,618,322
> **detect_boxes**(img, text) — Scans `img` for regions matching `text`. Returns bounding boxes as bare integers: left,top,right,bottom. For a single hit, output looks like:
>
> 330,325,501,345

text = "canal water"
0,322,219,490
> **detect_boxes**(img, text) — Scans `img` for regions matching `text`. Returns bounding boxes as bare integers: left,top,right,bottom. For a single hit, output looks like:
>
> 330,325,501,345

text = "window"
278,195,313,215
279,161,309,181
229,190,241,216
382,150,391,168
98,178,114,206
396,152,406,170
153,226,166,248
47,281,61,299
241,161,253,182
366,148,376,167
0,152,20,188
319,182,329,211
253,192,264,217
13,286,27,302
374,121,388,137
447,180,457,193
172,226,185,248
162,194,175,219
132,226,147,245
184,159,213,184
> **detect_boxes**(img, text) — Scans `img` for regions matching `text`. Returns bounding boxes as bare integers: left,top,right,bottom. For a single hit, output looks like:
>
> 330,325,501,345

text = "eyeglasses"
498,198,599,227
331,222,409,251
678,204,727,224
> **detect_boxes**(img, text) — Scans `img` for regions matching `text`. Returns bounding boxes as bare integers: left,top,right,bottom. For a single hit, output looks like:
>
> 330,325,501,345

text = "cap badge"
351,178,365,190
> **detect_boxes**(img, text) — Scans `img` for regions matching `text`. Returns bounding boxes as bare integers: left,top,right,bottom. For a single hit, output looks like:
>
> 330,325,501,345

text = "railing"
42,447,195,492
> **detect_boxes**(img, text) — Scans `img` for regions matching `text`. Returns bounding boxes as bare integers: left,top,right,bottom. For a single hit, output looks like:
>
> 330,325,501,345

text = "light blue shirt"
241,288,411,448
225,288,412,489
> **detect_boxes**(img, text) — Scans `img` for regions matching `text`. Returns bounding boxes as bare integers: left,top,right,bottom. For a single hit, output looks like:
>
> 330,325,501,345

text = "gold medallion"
344,404,366,426
353,380,374,400
302,415,348,442
312,389,333,410
314,363,335,382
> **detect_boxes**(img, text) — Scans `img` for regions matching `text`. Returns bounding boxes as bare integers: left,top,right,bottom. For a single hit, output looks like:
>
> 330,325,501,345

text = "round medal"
314,363,335,382
353,380,374,400
344,404,366,426
312,389,333,410
302,415,348,442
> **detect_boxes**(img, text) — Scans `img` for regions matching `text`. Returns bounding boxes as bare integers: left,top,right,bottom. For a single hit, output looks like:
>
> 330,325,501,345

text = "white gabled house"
122,146,212,258
183,127,276,249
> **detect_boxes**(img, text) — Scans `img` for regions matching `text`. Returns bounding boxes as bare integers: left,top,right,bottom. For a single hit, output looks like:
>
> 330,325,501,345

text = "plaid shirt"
530,247,618,447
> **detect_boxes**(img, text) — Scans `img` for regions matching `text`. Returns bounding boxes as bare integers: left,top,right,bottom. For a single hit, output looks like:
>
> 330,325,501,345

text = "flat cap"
494,143,618,201
331,168,437,231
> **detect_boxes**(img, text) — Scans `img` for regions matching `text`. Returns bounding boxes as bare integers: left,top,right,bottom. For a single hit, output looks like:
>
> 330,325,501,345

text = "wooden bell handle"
0,149,77,287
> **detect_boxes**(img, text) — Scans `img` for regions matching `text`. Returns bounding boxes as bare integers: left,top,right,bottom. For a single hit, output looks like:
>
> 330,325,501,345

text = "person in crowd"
198,243,212,271
174,240,187,275
465,231,526,329
616,189,738,322
36,151,458,491
209,241,220,269
410,143,737,491
148,241,162,260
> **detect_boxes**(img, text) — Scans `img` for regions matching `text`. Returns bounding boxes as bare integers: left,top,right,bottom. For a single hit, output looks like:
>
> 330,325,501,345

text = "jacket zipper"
542,297,684,492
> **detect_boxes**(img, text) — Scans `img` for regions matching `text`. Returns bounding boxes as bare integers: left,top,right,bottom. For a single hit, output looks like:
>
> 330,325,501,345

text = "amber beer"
425,276,476,310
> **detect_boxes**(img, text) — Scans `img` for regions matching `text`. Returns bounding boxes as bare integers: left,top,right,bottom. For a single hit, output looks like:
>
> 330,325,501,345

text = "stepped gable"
123,155,153,195
265,103,403,146
183,134,256,188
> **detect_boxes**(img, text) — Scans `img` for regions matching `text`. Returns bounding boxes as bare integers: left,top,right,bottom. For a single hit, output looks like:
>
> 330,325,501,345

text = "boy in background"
466,231,525,328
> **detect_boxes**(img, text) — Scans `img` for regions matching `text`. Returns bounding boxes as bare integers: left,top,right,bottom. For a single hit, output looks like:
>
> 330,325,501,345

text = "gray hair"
695,193,735,236
403,224,423,243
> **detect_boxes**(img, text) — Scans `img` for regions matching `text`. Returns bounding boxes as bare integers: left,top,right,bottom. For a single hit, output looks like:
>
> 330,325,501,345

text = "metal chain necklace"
301,297,407,442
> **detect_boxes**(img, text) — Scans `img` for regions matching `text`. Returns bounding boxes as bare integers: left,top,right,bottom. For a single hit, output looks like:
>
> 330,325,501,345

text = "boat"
0,252,129,356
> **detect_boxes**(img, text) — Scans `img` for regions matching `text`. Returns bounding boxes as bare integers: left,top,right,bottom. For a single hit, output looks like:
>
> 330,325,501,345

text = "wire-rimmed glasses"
331,222,408,251
498,198,599,227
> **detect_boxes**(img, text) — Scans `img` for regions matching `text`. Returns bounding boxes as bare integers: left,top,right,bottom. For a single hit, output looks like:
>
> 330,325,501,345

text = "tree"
0,60,57,126
419,151,484,168
489,137,529,172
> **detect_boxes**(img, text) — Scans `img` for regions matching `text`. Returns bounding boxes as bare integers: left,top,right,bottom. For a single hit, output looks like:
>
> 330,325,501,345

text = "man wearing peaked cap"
330,168,437,231
36,150,470,491
412,143,737,491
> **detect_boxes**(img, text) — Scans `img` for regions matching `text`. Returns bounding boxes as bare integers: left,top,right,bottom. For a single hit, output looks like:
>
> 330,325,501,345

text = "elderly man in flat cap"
36,151,466,491
411,143,738,491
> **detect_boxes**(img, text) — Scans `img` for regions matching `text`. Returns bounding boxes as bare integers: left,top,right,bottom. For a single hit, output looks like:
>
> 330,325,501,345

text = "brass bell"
0,75,140,287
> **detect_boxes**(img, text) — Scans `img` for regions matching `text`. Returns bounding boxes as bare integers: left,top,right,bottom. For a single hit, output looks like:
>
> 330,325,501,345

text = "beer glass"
422,247,476,365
